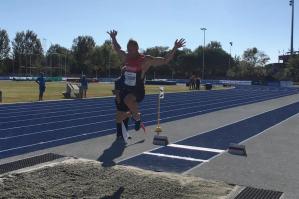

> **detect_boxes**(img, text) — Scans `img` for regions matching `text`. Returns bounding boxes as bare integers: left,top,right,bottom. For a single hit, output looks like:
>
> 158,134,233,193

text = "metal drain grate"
0,153,65,174
235,187,283,199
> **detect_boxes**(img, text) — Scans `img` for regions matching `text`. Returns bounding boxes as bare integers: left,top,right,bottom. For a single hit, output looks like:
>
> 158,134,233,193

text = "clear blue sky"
1,0,298,63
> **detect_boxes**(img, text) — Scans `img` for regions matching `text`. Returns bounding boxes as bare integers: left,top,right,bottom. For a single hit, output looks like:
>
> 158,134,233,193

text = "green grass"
0,80,226,103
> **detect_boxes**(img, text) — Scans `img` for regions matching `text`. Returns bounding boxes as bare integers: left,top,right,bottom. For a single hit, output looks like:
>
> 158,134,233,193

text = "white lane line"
182,112,299,174
0,114,113,131
0,90,270,123
0,91,291,130
0,90,252,121
143,152,208,162
0,108,112,124
0,127,115,153
0,87,294,111
0,117,158,153
1,89,291,121
0,88,232,110
0,118,115,140
0,90,197,112
0,89,254,117
0,88,279,116
118,100,299,164
1,96,298,154
159,92,296,120
0,90,292,126
168,144,224,153
0,91,294,138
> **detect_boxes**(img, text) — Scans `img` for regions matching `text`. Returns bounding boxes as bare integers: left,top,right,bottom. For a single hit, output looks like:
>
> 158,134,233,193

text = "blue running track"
120,99,299,173
0,86,298,160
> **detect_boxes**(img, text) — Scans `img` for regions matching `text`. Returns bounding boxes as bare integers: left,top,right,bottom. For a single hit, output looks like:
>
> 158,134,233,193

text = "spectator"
196,77,201,90
35,73,46,101
80,75,88,98
190,75,196,90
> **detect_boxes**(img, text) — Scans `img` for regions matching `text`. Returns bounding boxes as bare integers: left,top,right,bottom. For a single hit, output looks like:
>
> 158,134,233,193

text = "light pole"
64,52,67,77
55,53,67,76
29,54,32,76
201,28,207,80
108,48,111,78
229,42,233,67
108,39,112,79
289,0,295,56
29,46,33,76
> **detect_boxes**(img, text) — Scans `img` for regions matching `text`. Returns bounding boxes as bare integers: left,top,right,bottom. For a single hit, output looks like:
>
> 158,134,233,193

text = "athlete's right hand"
107,30,117,39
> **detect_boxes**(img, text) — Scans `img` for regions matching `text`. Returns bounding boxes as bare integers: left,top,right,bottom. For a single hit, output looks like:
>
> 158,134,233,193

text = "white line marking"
0,89,263,117
143,152,208,162
160,93,296,122
118,100,299,164
0,87,233,108
0,88,285,115
0,90,199,112
168,144,224,153
0,127,115,153
0,90,257,121
0,117,158,151
182,112,299,174
1,91,295,141
0,91,293,137
1,92,298,155
0,91,292,130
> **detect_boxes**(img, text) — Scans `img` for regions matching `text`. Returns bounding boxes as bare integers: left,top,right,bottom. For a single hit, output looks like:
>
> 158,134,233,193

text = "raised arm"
144,39,186,70
107,30,126,61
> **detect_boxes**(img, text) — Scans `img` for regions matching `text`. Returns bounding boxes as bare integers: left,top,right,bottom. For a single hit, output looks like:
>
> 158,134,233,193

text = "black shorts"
120,87,145,103
114,76,145,111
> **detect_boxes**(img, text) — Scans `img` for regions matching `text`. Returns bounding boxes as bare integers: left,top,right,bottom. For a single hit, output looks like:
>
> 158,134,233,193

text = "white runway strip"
143,152,209,162
168,144,225,153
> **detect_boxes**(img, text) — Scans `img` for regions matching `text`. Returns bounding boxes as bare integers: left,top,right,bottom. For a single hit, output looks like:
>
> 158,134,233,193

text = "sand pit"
0,158,234,199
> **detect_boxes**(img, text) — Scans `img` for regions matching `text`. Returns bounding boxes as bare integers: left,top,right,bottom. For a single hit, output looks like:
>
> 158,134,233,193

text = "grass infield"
0,80,225,103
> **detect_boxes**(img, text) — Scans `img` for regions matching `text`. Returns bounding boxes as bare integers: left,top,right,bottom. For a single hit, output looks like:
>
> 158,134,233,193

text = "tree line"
0,28,298,81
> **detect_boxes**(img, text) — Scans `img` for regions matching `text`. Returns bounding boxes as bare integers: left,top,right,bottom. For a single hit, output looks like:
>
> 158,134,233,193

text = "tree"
86,40,121,77
227,47,270,80
227,60,255,80
71,35,95,74
175,48,197,78
144,46,169,57
285,56,299,81
47,44,69,55
207,41,222,49
144,46,171,79
0,28,10,74
12,30,43,74
194,41,232,79
228,48,270,80
242,47,270,67
46,44,72,76
0,29,10,61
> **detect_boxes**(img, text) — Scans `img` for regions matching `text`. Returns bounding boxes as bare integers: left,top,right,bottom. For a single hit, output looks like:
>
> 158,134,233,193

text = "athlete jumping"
108,30,185,142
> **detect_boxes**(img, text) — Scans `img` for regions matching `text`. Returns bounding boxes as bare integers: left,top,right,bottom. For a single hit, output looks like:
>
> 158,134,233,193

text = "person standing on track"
35,72,46,101
107,30,185,141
